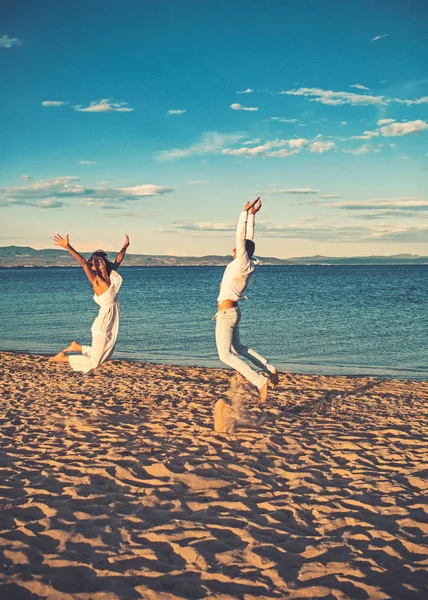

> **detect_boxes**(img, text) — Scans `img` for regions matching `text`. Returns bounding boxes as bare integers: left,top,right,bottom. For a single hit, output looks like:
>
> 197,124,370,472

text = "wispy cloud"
377,118,395,125
342,145,372,155
325,198,428,218
73,99,134,113
268,117,298,123
157,132,246,161
394,96,428,106
230,103,258,111
222,138,308,157
280,87,386,106
0,177,173,209
371,34,388,42
42,101,66,107
379,119,428,137
78,160,97,165
166,109,186,115
185,180,208,185
236,88,254,94
21,175,32,181
267,188,318,195
0,34,22,48
169,219,427,243
310,141,335,153
351,84,370,91
349,130,378,140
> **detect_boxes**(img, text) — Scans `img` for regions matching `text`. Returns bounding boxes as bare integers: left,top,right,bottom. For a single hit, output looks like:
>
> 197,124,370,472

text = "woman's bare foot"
48,351,69,363
259,379,269,403
63,340,81,354
269,368,279,388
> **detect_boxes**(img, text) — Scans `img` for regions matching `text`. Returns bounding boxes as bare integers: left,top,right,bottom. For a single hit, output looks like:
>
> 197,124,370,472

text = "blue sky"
1,0,427,257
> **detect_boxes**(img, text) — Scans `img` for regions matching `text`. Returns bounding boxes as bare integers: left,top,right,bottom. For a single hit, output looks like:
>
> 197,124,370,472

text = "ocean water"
0,265,427,380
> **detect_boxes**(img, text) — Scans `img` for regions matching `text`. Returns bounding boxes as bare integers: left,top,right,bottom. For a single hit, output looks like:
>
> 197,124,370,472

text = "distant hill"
0,246,427,267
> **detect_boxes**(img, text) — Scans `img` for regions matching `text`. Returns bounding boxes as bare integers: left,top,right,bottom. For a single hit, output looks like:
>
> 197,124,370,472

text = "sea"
0,265,427,380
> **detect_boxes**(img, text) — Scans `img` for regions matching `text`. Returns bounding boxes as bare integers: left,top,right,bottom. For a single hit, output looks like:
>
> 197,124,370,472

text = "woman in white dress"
48,234,130,372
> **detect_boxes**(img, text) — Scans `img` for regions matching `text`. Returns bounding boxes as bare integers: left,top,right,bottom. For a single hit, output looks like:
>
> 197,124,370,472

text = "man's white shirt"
217,211,257,303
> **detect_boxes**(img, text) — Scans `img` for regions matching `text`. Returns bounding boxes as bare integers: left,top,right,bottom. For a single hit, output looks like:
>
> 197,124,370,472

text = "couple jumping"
49,197,278,400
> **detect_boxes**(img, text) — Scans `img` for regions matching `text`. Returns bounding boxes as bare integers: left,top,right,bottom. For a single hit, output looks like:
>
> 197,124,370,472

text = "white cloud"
326,198,428,217
21,175,32,181
310,141,335,153
78,160,97,165
340,122,347,126
371,34,388,42
73,99,134,113
117,184,172,197
268,117,298,123
281,87,386,106
243,138,261,145
377,118,395,125
351,84,370,91
157,132,246,161
318,194,342,198
170,219,427,243
268,188,318,195
42,101,66,107
185,180,208,185
394,96,428,106
0,177,173,209
0,34,21,48
350,130,379,140
230,103,258,111
236,88,254,94
379,119,428,137
222,138,308,158
264,149,300,158
342,145,371,155
167,109,186,115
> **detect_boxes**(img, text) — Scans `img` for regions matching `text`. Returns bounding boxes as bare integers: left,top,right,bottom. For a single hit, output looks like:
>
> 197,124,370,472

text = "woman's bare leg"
62,341,82,354
48,351,70,363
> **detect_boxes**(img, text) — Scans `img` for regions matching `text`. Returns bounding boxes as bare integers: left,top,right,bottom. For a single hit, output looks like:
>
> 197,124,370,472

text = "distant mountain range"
0,246,428,268
0,246,427,267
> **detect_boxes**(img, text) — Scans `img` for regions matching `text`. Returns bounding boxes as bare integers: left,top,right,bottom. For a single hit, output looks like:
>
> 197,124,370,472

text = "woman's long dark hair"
87,250,114,276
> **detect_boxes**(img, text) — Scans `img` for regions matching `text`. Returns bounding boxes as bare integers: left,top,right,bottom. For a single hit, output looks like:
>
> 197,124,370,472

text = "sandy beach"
0,351,427,599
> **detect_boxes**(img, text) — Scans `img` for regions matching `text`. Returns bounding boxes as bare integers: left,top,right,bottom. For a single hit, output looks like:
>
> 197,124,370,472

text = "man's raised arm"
236,198,259,270
246,197,261,241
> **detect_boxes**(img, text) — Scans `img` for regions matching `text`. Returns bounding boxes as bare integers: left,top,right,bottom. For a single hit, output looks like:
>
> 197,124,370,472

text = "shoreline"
1,349,427,382
2,263,428,269
1,351,427,598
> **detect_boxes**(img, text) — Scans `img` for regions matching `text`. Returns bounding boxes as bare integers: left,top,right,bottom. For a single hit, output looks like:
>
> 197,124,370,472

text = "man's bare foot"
63,340,81,354
269,368,279,388
48,351,69,363
259,379,268,403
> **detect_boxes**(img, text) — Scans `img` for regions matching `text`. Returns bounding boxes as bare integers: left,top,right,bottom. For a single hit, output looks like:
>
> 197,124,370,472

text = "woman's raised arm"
54,234,95,283
113,234,130,270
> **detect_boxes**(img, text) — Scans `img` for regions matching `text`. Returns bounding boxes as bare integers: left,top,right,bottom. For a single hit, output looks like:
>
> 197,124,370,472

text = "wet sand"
0,351,427,599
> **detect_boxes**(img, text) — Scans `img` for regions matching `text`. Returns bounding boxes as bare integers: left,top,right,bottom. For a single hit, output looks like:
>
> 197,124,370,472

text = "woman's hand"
251,198,262,214
54,234,70,249
243,197,260,212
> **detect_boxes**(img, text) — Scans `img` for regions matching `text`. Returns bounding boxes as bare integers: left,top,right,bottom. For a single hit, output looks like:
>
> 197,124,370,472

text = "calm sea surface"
0,265,427,380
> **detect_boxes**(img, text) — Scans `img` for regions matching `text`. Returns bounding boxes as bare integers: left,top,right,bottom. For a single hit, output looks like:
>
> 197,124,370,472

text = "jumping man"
215,198,278,402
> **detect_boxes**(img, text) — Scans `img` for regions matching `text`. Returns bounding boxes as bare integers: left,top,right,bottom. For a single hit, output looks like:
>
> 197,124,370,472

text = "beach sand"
0,351,427,599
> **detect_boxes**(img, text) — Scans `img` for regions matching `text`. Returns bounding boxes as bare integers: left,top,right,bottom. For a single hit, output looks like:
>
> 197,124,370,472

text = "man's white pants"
215,306,275,390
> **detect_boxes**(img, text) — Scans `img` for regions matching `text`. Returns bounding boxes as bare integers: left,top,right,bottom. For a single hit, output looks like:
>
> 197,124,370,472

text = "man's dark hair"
245,240,255,258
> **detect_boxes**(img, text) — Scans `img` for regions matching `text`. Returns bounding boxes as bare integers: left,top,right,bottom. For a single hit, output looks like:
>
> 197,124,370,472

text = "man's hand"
251,198,262,214
243,197,260,212
123,234,130,248
54,234,70,249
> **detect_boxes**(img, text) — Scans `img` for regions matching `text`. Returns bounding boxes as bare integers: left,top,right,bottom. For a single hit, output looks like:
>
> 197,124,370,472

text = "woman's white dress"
69,270,122,373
